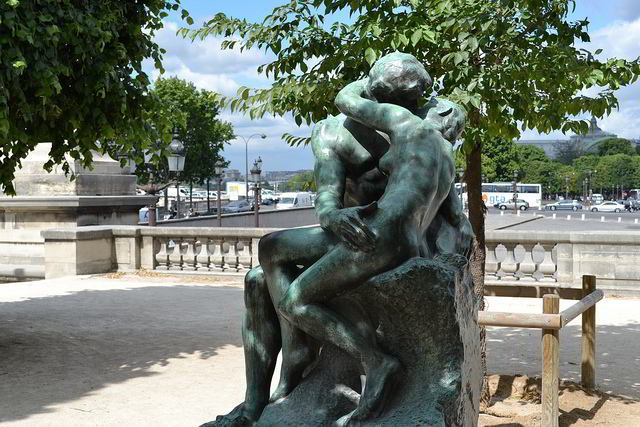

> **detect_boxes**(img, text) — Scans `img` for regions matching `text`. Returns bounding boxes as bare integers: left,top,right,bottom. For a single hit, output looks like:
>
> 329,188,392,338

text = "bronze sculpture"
204,52,478,427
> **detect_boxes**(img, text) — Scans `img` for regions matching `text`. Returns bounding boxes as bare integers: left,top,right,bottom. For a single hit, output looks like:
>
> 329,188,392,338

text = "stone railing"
40,226,640,294
41,226,279,278
484,230,640,293
484,231,568,283
140,227,279,273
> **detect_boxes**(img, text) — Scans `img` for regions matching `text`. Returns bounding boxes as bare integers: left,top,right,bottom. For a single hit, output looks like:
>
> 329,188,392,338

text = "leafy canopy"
0,0,190,194
596,137,636,156
187,0,640,150
149,77,234,184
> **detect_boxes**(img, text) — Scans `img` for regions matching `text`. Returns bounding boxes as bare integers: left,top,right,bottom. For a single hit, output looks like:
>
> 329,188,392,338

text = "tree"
189,0,640,399
520,160,567,196
150,77,234,185
0,0,191,194
282,171,317,192
554,139,588,164
515,144,548,164
594,154,640,193
597,137,636,156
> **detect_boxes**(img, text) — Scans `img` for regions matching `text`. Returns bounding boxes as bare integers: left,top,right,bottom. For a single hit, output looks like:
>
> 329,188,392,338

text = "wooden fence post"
542,294,560,427
581,275,597,389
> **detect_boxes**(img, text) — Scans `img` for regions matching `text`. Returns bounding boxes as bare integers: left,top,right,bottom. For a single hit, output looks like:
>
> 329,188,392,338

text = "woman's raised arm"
335,79,414,136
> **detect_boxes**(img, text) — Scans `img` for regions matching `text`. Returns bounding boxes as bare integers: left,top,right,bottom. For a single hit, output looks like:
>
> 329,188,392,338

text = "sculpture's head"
425,99,467,143
367,52,432,110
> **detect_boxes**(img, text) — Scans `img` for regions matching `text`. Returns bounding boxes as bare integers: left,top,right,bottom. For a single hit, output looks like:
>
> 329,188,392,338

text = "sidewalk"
0,274,638,426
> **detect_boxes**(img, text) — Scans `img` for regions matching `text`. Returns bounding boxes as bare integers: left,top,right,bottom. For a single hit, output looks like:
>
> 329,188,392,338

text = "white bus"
456,182,543,208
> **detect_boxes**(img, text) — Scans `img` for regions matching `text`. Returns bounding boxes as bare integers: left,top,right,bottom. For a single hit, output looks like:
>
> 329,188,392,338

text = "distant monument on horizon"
517,116,637,159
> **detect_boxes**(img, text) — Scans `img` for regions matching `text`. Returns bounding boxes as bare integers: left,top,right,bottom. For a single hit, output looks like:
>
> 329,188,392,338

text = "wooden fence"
479,275,602,427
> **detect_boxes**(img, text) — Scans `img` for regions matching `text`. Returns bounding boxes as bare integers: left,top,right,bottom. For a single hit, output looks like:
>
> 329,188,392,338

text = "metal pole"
206,178,210,213
176,181,180,218
148,172,157,226
217,178,222,227
245,138,249,200
254,182,260,227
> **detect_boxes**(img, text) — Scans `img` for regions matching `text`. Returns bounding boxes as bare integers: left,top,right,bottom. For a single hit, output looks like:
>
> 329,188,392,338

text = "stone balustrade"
484,231,571,283
140,227,278,273
39,226,640,294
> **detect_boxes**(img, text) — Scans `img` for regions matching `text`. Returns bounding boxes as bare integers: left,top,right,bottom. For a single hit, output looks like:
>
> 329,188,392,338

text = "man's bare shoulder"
311,114,350,157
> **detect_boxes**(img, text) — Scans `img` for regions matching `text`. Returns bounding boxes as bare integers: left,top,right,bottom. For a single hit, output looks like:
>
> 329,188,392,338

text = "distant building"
516,117,634,159
222,168,242,182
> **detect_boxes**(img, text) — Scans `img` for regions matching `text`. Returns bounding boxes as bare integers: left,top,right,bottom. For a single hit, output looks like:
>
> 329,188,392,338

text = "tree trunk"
465,137,490,406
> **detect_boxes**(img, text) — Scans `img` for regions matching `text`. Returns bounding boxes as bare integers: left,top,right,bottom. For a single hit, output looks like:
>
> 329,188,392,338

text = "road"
486,207,640,231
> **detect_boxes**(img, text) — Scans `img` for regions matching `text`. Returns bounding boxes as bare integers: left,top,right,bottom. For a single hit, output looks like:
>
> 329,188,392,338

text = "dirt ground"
480,374,640,426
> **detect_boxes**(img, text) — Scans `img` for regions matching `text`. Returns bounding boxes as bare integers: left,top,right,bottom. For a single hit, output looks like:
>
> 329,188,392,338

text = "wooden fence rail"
478,275,602,427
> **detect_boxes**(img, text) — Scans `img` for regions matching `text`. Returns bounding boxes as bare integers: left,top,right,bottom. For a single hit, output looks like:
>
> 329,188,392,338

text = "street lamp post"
215,160,224,227
565,176,570,199
251,157,263,227
239,133,266,199
167,130,186,218
512,170,519,212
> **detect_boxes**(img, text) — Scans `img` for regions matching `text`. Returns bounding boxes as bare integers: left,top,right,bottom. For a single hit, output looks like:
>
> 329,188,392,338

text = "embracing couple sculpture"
207,52,478,427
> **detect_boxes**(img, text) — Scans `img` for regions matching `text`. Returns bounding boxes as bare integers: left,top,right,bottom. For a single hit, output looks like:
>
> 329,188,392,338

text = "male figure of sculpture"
207,52,472,427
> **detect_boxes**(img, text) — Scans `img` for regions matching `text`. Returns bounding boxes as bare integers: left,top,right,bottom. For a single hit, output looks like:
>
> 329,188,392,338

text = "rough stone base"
257,255,481,426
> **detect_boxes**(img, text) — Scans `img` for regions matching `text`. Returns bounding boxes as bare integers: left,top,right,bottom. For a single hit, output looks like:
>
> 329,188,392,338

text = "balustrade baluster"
485,241,500,279
236,239,252,271
155,237,172,270
182,238,199,271
518,243,537,281
207,238,224,271
223,239,238,271
499,242,519,280
168,238,184,270
537,242,558,282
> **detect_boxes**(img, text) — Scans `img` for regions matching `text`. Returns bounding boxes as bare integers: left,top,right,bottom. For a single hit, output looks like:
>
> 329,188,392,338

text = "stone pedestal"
257,255,481,426
0,143,154,279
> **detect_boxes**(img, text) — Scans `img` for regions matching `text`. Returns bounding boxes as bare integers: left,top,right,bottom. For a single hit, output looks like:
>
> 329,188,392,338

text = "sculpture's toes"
200,403,256,427
351,356,403,421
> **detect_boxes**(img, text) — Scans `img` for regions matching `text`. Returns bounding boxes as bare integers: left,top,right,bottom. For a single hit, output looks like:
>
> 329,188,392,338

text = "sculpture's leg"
258,227,336,401
201,267,280,427
279,243,407,421
241,266,281,419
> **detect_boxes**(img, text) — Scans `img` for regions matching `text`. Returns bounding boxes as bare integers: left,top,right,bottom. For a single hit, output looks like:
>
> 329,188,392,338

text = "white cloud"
523,17,640,141
149,21,313,170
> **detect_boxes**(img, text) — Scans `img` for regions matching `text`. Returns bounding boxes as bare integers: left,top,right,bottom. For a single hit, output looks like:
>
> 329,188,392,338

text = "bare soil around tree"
480,374,640,426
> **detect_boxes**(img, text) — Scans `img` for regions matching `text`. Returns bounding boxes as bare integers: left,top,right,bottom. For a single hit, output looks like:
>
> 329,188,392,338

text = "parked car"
545,200,583,211
221,200,252,213
494,199,530,211
590,201,625,212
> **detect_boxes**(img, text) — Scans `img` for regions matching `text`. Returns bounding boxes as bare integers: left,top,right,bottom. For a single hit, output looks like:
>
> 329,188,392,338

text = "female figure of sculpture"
278,52,467,421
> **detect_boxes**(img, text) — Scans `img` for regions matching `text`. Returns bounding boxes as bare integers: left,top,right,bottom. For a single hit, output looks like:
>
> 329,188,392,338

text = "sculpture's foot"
200,403,257,427
269,347,317,402
350,355,402,421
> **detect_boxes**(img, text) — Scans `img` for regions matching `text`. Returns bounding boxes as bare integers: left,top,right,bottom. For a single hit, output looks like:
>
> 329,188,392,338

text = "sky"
147,1,640,173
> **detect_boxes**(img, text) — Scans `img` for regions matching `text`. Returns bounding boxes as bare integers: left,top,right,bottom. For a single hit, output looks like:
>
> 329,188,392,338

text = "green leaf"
411,29,422,46
364,47,377,66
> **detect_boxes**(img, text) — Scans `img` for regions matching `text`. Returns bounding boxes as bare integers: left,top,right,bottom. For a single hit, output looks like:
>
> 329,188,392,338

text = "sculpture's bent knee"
244,266,267,309
258,230,287,266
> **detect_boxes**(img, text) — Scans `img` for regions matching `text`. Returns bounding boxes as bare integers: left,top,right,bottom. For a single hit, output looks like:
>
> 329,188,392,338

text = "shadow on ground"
486,322,640,399
0,284,244,423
